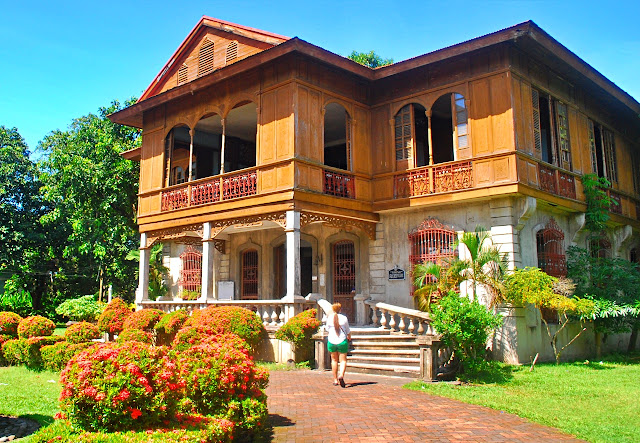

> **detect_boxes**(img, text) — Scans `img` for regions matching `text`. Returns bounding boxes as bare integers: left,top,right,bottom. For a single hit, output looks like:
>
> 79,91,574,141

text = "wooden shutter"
587,120,598,174
603,128,617,182
453,93,468,151
555,101,571,170
177,64,188,85
226,41,238,65
532,89,542,154
198,39,215,77
345,115,352,170
164,131,174,187
394,105,413,161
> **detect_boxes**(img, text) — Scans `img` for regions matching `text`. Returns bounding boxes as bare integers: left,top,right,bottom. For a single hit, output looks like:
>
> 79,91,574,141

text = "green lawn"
405,355,640,443
0,366,61,428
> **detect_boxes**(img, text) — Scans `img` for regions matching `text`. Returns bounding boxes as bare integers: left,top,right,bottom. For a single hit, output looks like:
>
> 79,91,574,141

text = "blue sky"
1,0,639,151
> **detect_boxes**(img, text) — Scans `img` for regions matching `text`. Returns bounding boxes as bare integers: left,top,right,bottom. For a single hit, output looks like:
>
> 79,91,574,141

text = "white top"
325,313,351,345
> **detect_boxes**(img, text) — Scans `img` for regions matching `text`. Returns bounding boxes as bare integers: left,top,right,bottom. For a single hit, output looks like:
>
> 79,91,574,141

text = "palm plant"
413,260,465,312
454,227,509,306
126,242,169,301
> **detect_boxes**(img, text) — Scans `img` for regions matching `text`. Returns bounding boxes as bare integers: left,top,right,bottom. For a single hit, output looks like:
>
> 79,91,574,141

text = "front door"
333,240,356,322
241,249,258,300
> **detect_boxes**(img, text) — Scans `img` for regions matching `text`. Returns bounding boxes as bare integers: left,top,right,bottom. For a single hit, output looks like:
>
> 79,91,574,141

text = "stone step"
349,328,391,335
351,341,418,348
347,361,420,378
351,334,417,342
350,349,420,357
349,355,420,364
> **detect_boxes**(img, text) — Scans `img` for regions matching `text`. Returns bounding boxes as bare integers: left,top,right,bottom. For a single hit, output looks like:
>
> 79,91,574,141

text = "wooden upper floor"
110,19,640,232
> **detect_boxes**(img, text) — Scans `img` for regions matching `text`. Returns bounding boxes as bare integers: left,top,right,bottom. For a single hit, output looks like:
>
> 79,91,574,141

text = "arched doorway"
332,240,356,322
241,249,259,300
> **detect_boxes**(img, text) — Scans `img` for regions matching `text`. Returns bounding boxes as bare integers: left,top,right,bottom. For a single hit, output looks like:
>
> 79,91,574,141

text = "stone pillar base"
417,335,442,381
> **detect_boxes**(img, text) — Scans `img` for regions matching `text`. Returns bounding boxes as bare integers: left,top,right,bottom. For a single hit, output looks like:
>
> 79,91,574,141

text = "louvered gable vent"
198,39,215,77
177,64,188,85
226,41,238,65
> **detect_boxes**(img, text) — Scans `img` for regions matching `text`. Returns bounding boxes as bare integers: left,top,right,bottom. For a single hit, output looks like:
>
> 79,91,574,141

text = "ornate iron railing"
538,164,558,195
537,164,577,200
393,160,473,198
161,187,189,211
608,190,622,214
323,169,355,199
223,171,257,200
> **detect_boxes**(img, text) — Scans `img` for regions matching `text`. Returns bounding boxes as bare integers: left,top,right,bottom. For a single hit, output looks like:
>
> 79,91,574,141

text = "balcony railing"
608,189,622,214
537,163,577,200
394,160,473,198
323,169,355,199
161,169,257,212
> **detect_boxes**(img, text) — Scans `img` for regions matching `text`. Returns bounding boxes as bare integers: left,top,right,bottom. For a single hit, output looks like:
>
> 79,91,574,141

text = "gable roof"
111,20,640,129
138,16,290,102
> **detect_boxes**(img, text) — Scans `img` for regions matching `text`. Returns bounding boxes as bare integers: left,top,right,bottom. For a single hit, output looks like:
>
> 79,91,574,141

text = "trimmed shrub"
65,322,101,344
17,315,55,338
183,306,264,349
155,310,189,346
0,334,12,365
122,308,164,332
0,311,22,337
174,334,269,436
55,295,107,322
59,342,182,432
97,298,132,337
41,341,94,371
116,329,153,344
275,309,321,350
2,336,64,368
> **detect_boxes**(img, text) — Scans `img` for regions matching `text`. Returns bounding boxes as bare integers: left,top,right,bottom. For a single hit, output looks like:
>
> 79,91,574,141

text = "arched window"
590,237,612,258
172,166,185,184
408,219,456,274
198,39,215,77
332,240,356,321
241,249,259,300
324,103,351,170
225,102,257,173
394,103,427,167
179,246,202,299
164,125,192,186
431,93,468,164
226,41,238,64
536,219,566,277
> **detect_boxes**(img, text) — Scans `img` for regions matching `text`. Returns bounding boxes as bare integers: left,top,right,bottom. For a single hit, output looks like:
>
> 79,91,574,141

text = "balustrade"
366,301,433,335
393,160,473,198
161,187,189,211
608,190,622,214
323,169,355,198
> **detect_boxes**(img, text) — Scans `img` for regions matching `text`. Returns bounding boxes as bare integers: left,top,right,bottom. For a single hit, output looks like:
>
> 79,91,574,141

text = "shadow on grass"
457,361,514,384
22,413,54,427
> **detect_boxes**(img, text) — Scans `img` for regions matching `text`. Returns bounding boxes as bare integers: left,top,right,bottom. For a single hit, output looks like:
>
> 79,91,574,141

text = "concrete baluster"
408,317,415,334
379,309,388,329
371,306,379,327
398,315,406,333
270,307,278,326
388,312,397,331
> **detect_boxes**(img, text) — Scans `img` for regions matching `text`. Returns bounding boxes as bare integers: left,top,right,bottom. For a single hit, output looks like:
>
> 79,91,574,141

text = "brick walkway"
266,370,582,442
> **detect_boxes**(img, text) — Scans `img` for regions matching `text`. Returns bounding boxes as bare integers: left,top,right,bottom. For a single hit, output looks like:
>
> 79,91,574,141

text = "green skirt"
327,339,349,353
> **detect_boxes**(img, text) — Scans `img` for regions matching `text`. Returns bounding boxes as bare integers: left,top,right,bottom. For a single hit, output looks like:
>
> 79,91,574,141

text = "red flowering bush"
97,298,131,337
122,308,164,332
0,312,22,337
59,342,182,432
183,306,264,349
2,336,64,368
116,329,153,344
174,334,269,435
0,334,13,365
155,310,190,346
65,322,101,344
173,328,251,353
275,309,321,349
17,315,55,338
41,341,94,371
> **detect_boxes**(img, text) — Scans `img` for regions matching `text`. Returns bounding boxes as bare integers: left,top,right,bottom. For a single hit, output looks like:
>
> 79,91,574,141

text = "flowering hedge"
17,315,55,338
274,309,321,350
59,342,182,432
2,336,64,368
55,295,106,322
0,312,22,337
183,306,264,349
174,334,269,433
97,298,132,337
117,329,153,344
156,310,189,335
41,341,94,372
0,334,12,365
123,308,164,332
65,322,101,344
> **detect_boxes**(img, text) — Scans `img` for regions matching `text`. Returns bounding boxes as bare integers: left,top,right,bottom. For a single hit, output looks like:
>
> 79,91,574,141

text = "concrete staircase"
346,327,420,378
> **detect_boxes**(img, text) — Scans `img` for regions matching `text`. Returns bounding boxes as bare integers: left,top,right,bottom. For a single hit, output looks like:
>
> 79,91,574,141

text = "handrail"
363,299,434,335
367,301,432,321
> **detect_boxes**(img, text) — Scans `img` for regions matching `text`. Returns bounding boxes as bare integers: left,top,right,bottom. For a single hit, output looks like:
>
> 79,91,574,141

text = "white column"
137,233,150,304
188,129,195,182
284,210,301,302
201,222,213,301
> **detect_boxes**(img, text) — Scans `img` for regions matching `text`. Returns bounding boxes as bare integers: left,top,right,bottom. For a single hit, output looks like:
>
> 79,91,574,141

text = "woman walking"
326,302,351,387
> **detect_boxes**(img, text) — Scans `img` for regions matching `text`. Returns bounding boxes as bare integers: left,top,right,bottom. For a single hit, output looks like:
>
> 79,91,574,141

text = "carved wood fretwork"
213,239,226,254
300,211,376,240
145,223,204,248
208,212,288,239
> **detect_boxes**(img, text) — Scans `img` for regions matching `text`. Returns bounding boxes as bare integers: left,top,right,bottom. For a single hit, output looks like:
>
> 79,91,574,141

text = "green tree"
38,99,141,302
505,267,595,364
347,50,393,68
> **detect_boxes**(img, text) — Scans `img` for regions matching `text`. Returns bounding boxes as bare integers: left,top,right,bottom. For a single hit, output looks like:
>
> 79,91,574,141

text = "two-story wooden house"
110,17,640,364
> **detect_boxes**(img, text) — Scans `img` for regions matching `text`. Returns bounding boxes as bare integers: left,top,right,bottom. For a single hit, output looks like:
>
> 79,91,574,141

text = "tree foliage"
505,267,595,364
347,50,393,68
38,99,141,301
126,243,168,301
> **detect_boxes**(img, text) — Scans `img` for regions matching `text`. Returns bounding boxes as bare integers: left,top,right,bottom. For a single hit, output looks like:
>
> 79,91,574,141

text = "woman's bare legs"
338,352,348,384
330,351,340,384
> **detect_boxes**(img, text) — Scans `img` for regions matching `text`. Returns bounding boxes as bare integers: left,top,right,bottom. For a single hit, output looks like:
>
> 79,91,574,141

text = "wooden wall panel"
371,107,391,174
353,105,371,175
489,73,514,153
295,85,322,162
260,89,276,164
470,78,491,155
275,86,293,159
